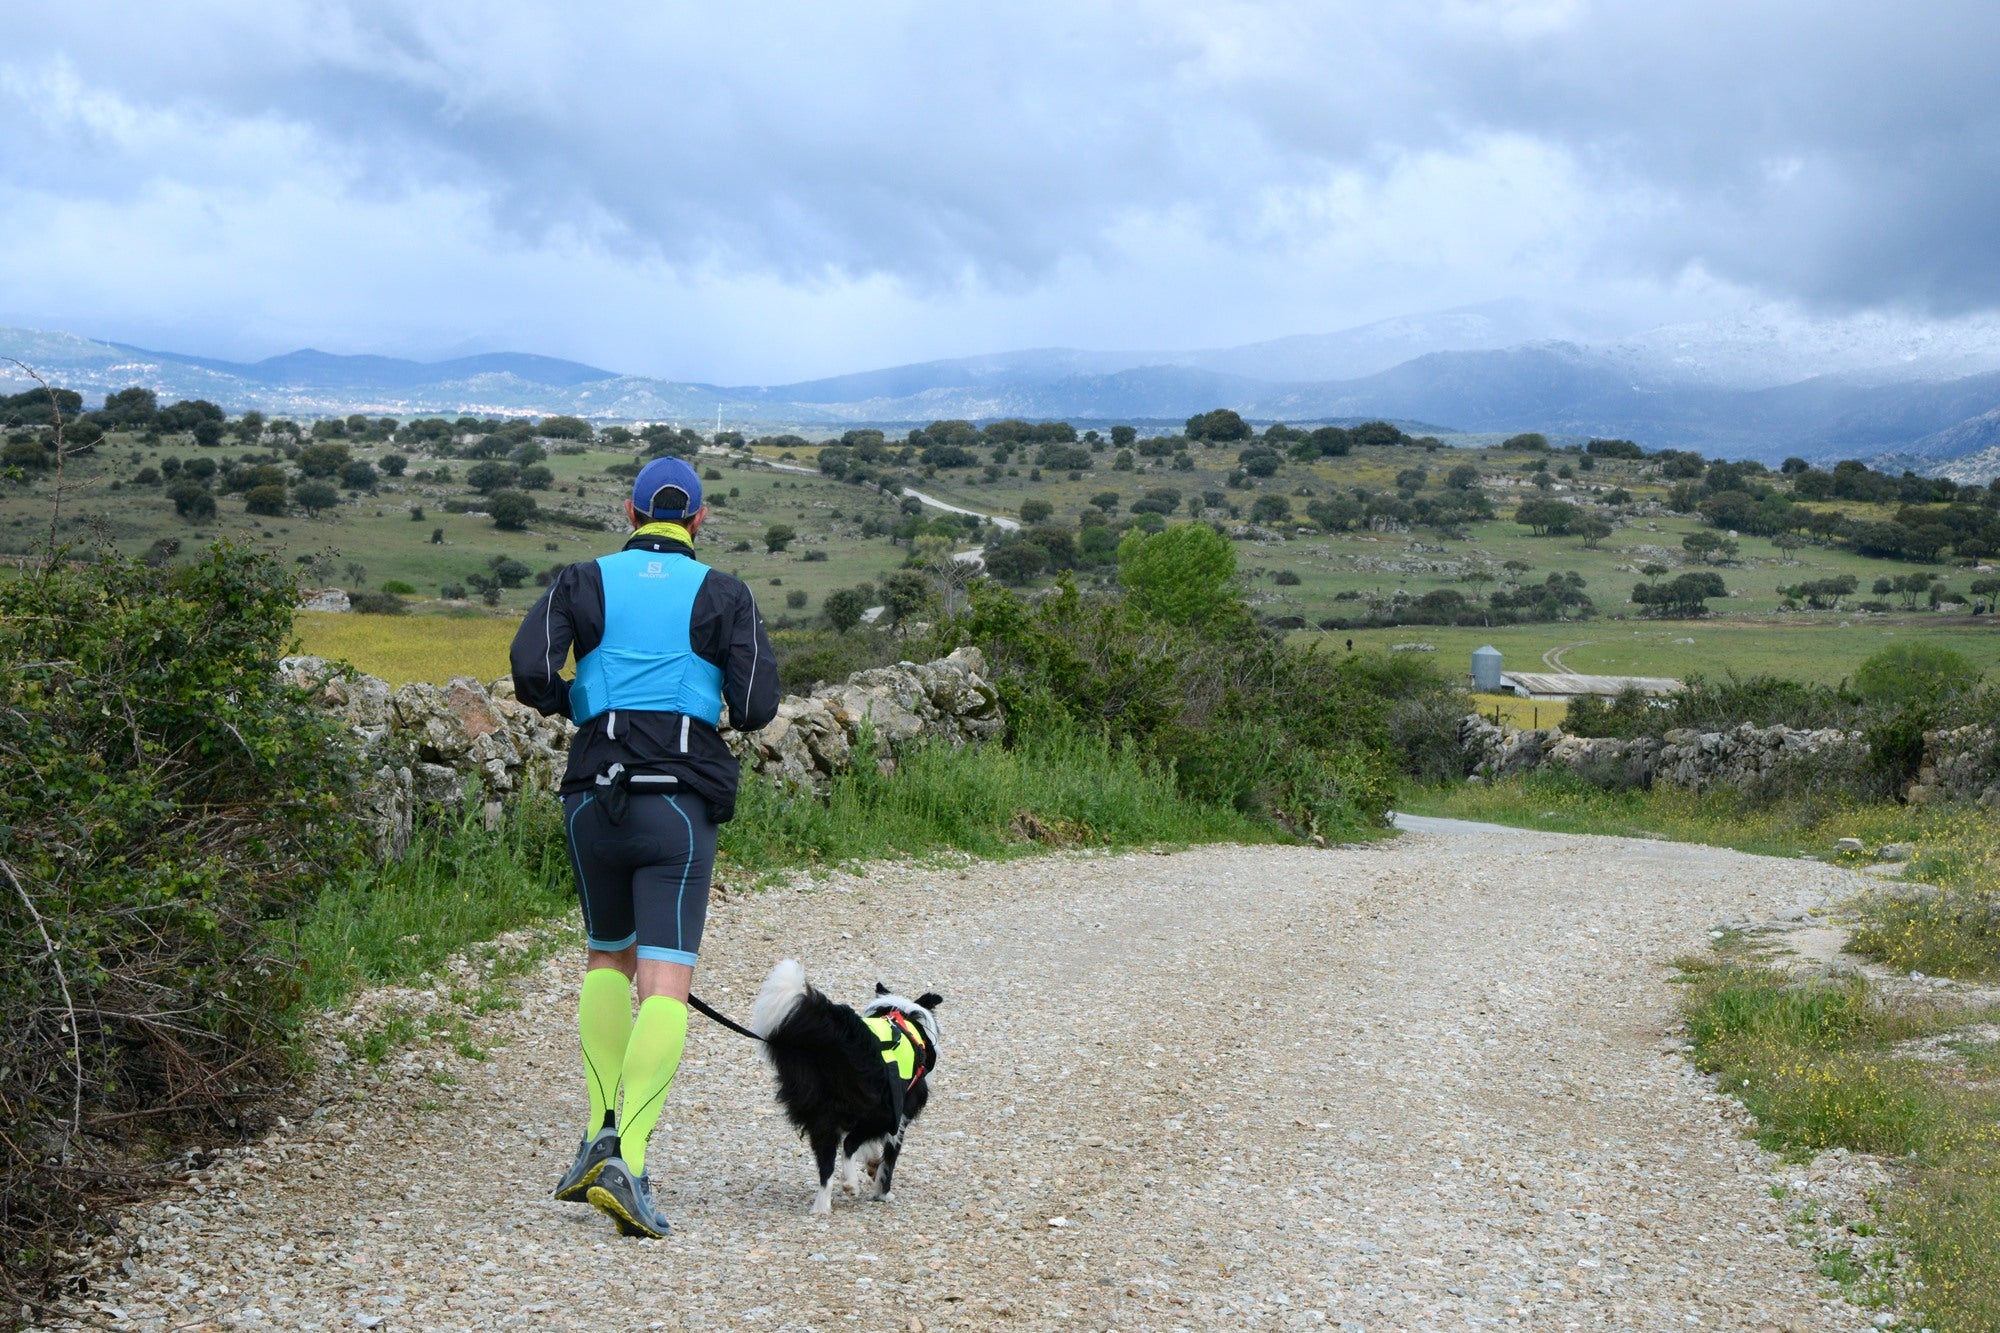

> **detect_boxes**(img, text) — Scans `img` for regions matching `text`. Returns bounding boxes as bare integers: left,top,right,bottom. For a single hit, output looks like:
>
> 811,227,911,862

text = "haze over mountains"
9,300,2000,479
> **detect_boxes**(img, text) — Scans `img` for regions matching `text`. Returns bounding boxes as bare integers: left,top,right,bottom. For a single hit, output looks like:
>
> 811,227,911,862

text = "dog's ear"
875,982,890,995
917,992,943,1010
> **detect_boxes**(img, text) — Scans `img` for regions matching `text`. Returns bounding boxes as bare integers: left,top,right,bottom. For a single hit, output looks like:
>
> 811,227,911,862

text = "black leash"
687,992,764,1042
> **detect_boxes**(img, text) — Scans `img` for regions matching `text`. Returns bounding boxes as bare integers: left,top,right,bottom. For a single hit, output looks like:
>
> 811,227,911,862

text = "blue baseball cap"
631,456,704,518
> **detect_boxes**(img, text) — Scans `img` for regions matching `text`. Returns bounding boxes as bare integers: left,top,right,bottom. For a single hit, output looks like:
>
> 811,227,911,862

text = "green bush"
1854,642,1982,705
349,590,408,614
769,625,906,692
0,546,363,1309
950,565,1459,837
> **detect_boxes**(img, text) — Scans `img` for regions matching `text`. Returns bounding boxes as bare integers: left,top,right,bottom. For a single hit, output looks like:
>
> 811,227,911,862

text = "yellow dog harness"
861,1010,930,1089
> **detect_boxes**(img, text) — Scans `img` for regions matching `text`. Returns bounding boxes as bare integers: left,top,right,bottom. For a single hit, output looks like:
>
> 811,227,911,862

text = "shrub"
294,480,339,516
0,547,362,1307
487,555,532,588
823,587,870,633
379,579,418,595
243,483,287,516
770,625,902,691
950,570,1461,836
167,480,216,521
1853,642,1981,705
984,541,1048,586
1116,523,1237,626
349,590,408,614
489,490,538,530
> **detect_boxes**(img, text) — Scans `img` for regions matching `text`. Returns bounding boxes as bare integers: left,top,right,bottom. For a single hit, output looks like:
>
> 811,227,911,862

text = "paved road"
79,830,1873,1331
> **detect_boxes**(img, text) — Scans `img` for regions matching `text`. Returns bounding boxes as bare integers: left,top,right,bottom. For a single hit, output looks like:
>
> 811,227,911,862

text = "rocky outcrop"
282,647,1006,857
296,588,351,613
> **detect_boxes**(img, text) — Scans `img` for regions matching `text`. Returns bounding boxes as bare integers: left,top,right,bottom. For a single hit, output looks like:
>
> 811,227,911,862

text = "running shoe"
552,1127,621,1203
586,1158,672,1239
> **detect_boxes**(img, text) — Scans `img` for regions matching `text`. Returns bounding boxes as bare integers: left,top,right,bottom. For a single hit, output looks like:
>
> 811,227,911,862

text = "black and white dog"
749,959,943,1215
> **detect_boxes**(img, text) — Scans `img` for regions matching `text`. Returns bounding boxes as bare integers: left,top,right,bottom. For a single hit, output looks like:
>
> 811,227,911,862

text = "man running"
510,455,778,1238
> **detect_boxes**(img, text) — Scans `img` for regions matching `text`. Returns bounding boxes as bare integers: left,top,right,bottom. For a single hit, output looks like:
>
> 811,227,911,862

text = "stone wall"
1459,713,1999,806
1909,723,2000,808
722,648,1004,790
281,646,1005,858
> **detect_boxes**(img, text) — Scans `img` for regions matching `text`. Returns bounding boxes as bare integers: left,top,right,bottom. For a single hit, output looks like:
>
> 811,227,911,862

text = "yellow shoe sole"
586,1182,667,1239
552,1160,607,1203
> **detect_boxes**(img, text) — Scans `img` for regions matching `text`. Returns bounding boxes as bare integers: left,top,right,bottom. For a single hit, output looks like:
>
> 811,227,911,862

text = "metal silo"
1470,645,1503,692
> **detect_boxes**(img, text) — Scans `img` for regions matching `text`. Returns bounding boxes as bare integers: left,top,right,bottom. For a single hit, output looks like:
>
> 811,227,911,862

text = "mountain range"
7,300,2000,479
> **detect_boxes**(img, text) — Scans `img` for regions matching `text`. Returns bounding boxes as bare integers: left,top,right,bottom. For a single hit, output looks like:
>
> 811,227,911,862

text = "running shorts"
560,789,718,965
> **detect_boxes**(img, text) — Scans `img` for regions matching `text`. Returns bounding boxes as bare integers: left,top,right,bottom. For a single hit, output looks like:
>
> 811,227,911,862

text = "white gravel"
70,827,1886,1330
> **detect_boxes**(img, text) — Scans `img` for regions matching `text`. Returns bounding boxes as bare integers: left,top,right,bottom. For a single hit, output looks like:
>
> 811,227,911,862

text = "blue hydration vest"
569,548,725,726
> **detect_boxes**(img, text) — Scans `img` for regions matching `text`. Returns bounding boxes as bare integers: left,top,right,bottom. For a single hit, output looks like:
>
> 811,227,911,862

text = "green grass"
290,798,575,1010
1678,956,2000,1326
719,724,1282,873
1680,961,1958,1155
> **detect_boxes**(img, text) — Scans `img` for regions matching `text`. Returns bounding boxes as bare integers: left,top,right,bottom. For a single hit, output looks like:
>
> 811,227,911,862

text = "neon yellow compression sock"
616,995,688,1175
578,969,633,1136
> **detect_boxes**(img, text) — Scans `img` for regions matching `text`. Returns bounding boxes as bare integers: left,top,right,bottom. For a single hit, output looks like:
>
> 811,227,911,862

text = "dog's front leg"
809,1127,841,1216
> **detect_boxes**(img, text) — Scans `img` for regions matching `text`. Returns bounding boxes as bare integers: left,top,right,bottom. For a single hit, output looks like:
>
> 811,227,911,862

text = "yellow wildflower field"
1468,692,1569,730
293,611,527,685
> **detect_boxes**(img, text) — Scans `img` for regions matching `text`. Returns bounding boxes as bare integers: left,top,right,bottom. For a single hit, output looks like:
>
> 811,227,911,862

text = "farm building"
1496,671,1684,701
1468,645,1681,702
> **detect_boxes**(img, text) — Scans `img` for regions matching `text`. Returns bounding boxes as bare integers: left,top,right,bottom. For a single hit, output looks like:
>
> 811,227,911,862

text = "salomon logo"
643,561,665,577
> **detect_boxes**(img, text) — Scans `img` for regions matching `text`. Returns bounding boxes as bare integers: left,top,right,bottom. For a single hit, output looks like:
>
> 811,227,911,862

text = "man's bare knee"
587,947,637,979
636,959,694,1003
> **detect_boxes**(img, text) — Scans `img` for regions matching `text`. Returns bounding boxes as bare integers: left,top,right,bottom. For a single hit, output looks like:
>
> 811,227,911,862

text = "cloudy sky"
4,2,1996,382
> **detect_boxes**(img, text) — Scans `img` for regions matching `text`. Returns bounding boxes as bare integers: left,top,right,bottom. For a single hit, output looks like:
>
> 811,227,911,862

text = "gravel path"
75,828,1882,1331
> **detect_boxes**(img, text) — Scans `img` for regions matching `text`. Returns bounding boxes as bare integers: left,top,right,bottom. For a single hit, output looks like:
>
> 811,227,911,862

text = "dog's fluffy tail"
750,958,810,1038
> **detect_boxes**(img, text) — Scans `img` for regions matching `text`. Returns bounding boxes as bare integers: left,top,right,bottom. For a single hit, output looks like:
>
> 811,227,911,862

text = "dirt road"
79,827,1877,1331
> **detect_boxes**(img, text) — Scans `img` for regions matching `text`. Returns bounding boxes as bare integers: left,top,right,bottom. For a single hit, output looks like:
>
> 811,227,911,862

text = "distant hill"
114,344,623,391
6,305,2000,479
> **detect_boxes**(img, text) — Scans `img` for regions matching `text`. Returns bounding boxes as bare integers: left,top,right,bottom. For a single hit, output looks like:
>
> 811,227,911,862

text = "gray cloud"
3,1,1997,377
